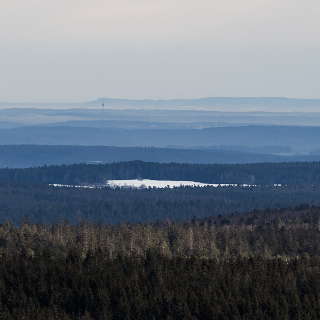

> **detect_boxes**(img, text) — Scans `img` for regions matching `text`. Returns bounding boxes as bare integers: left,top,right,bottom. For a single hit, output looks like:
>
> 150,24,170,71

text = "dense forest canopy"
2,205,320,259
1,206,320,319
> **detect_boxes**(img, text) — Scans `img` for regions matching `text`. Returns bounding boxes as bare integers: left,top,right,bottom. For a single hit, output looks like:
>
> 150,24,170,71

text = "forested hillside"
1,184,320,224
1,161,320,185
1,161,320,318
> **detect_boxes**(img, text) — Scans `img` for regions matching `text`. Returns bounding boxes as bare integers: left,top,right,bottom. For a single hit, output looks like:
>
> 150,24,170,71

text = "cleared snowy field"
106,179,238,188
50,180,239,189
50,179,278,189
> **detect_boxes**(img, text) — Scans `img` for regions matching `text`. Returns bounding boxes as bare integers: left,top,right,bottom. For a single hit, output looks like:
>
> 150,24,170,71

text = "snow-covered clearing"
50,179,281,189
106,179,238,188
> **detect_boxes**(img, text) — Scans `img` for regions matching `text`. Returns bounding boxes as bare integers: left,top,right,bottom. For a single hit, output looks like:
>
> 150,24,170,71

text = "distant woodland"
1,161,320,224
1,184,320,224
1,160,320,185
3,145,319,168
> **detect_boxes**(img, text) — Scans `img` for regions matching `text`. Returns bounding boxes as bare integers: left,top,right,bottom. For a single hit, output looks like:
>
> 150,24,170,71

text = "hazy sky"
1,0,320,101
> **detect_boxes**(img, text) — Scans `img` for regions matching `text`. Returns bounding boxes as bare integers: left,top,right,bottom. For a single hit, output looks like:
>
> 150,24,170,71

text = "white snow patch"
106,179,237,189
50,183,97,189
50,180,281,189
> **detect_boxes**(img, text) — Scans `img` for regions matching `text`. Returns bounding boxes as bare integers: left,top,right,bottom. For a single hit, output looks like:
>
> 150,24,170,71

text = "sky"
0,0,320,102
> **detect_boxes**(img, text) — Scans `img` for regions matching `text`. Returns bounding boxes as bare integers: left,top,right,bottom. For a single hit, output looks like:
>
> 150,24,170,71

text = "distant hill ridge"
0,144,304,168
89,97,320,109
0,125,320,153
1,97,320,111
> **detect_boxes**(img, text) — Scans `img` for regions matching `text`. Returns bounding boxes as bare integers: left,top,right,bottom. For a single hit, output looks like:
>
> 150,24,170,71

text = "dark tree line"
1,161,320,185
